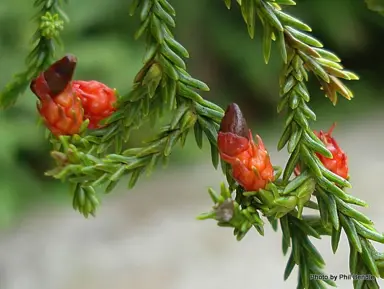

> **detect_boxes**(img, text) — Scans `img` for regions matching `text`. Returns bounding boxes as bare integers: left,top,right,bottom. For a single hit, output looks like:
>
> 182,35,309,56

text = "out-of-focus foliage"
366,0,384,15
0,0,383,227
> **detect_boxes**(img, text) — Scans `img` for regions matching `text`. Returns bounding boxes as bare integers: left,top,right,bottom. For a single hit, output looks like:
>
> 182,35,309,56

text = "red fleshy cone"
295,123,349,179
217,103,275,191
30,55,84,136
315,123,349,179
72,80,117,129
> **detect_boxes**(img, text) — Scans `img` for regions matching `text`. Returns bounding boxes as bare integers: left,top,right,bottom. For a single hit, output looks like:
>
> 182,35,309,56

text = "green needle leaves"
0,0,68,109
203,1,384,288
72,184,100,218
233,0,358,105
42,0,224,220
6,1,384,288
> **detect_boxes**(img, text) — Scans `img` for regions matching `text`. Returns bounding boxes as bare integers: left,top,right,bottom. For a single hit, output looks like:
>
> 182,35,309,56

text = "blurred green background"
0,0,383,228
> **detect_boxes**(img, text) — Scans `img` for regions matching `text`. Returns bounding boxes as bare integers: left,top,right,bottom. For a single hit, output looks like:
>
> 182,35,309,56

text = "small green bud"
40,12,64,39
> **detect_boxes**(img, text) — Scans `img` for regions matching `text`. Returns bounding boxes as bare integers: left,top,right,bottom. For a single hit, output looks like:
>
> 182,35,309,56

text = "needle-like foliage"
0,0,68,108
1,1,383,288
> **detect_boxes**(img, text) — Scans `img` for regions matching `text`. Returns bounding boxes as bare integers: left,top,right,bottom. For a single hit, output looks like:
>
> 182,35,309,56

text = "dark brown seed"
44,54,78,96
219,103,249,139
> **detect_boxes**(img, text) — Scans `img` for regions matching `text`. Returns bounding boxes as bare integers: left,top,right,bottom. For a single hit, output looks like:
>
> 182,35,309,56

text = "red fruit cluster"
30,55,117,136
72,80,116,129
217,103,274,192
296,124,349,179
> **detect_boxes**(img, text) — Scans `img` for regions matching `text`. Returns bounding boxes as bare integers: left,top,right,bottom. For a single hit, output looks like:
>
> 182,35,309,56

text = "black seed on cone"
44,54,77,96
219,103,249,139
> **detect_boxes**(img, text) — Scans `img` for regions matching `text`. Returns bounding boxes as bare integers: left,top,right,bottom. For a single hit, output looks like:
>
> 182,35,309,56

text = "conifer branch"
282,214,337,289
3,1,383,287
45,0,224,217
199,179,336,288
199,1,384,288
225,0,359,105
0,0,68,108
